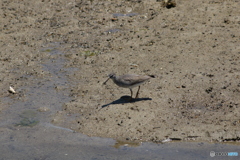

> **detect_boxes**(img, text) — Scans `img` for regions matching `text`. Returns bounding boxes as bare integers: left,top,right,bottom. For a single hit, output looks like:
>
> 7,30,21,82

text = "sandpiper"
103,73,155,99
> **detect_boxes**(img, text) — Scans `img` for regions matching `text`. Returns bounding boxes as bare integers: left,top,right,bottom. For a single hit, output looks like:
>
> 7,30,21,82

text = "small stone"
38,107,50,112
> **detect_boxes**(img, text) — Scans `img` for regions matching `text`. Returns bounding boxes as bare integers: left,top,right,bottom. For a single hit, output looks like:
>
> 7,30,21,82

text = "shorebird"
103,73,155,99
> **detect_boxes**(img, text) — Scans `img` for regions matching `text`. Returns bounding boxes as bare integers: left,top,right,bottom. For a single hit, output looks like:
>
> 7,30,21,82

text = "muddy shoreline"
1,0,240,143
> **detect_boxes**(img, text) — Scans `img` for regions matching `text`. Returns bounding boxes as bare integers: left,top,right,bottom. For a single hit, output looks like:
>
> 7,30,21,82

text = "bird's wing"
120,74,151,85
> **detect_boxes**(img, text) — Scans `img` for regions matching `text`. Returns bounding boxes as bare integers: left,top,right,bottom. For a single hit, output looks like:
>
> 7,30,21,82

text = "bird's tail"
148,75,155,78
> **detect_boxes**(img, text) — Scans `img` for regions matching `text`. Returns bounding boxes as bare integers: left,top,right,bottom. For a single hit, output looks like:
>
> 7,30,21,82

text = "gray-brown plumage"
103,73,155,99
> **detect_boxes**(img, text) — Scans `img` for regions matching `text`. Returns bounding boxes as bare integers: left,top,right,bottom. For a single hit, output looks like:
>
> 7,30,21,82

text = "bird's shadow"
101,96,152,109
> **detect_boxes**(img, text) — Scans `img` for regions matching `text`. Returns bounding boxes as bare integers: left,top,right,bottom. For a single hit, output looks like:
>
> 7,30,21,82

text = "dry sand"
1,0,240,143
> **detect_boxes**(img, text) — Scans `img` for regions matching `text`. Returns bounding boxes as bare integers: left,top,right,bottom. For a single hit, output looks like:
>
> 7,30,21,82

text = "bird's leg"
135,86,140,99
128,88,133,101
130,88,133,98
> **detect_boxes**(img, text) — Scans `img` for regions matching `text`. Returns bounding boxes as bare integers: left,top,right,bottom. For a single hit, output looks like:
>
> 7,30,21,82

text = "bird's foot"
128,97,134,102
135,94,139,99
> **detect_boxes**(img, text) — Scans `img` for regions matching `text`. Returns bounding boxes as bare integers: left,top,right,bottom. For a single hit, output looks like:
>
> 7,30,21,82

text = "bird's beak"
103,77,110,85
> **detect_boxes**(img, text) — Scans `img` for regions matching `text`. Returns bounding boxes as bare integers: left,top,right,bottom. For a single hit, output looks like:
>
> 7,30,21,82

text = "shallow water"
0,49,240,160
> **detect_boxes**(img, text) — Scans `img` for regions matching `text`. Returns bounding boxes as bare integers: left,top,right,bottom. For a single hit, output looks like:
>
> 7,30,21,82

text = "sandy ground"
1,0,240,143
